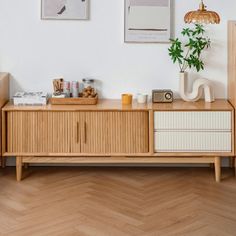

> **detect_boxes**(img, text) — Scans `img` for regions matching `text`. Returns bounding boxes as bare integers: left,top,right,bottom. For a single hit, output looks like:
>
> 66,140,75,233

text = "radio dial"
165,92,172,100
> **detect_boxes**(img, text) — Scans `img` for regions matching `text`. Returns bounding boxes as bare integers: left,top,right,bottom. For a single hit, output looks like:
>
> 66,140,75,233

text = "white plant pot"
179,72,215,103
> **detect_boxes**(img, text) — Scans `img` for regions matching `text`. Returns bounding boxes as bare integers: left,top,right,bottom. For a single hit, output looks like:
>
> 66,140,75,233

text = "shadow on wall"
212,80,226,99
95,79,103,98
9,74,24,98
9,75,105,98
179,72,226,99
206,41,225,71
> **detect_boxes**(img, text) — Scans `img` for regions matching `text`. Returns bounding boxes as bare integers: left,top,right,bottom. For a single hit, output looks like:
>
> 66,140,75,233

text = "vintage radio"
152,90,173,103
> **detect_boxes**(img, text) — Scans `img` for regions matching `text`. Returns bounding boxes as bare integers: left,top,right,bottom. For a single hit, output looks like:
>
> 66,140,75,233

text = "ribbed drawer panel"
154,131,232,152
154,112,231,130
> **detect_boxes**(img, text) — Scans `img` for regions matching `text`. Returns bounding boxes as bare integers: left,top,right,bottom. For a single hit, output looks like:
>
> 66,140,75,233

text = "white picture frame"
41,0,89,20
125,0,172,43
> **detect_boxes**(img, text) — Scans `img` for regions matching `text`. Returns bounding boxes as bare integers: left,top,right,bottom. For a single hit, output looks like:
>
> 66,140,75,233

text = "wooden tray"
50,96,98,105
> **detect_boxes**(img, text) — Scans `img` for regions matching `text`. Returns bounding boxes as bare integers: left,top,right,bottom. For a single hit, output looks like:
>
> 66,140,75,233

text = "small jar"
82,78,95,90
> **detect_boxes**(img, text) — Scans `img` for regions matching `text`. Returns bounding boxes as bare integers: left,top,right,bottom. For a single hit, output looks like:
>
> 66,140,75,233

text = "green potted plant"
168,24,214,102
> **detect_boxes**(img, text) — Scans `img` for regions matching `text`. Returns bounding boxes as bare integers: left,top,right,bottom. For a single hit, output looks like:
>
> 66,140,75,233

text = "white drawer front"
154,112,231,130
154,131,232,152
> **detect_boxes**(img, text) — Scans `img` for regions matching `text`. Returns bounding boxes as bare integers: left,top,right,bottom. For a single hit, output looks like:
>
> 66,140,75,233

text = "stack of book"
13,92,49,105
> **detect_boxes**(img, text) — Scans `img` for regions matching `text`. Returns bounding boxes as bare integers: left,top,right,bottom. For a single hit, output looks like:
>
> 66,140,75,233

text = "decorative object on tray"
13,92,49,105
152,90,173,103
184,0,220,24
51,78,98,105
63,81,71,97
53,78,64,95
52,93,66,98
168,24,214,103
71,81,79,98
80,86,97,99
41,0,89,20
82,78,95,89
124,0,172,43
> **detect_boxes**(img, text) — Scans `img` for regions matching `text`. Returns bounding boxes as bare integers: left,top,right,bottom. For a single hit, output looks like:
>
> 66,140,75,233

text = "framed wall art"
41,0,89,20
125,0,172,43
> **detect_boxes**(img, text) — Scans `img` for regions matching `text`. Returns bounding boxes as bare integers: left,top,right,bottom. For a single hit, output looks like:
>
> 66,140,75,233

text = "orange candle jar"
122,94,133,105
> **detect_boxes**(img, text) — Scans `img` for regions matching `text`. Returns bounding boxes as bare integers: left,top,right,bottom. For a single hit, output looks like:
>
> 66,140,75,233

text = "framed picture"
125,0,172,43
41,0,89,20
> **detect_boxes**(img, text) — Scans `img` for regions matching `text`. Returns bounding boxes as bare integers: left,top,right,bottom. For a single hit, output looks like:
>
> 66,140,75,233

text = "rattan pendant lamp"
184,0,220,24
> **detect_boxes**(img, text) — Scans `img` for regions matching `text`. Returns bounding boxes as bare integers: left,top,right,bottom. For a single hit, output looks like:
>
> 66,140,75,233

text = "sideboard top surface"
2,99,233,112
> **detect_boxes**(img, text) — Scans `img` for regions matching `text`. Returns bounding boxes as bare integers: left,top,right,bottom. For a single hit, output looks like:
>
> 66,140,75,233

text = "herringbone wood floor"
0,167,236,236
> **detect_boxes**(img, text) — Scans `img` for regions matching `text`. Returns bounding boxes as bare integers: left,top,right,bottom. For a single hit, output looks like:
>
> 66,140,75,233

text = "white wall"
0,0,235,98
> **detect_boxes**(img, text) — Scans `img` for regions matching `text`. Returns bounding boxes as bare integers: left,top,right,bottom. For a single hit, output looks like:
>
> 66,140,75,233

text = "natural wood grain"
214,156,221,182
4,100,234,159
50,95,98,105
3,99,234,182
5,111,149,155
2,110,7,167
16,156,22,181
0,73,9,108
151,99,233,111
149,110,154,155
154,152,234,157
22,156,216,164
231,110,235,156
17,156,219,182
228,21,236,109
228,21,236,175
0,73,9,167
3,99,234,183
3,152,153,157
3,99,233,112
0,167,236,235
6,112,74,154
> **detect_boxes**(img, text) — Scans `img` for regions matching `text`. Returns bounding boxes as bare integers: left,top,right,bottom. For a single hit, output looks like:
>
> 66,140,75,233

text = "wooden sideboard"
2,99,234,182
228,21,236,175
0,73,9,167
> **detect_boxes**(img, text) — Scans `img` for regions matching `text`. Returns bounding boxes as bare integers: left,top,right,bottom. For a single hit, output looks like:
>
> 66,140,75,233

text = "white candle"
137,94,148,104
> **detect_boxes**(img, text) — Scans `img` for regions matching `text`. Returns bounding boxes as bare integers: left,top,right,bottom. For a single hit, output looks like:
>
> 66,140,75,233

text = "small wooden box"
50,95,98,105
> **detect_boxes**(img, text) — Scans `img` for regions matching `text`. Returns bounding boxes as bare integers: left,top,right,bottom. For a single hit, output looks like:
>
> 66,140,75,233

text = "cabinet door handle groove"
77,122,80,143
84,122,87,144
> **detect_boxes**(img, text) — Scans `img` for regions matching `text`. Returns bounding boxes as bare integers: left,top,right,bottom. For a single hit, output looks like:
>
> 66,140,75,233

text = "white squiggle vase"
179,72,215,103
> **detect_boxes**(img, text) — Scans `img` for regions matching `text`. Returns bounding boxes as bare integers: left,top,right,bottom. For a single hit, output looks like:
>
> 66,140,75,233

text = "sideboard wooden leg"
214,156,221,183
16,157,22,182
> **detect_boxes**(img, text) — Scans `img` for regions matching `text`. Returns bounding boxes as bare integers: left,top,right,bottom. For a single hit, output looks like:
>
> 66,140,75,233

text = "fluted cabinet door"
7,111,149,155
80,111,149,154
7,112,75,154
79,112,110,154
108,111,149,154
